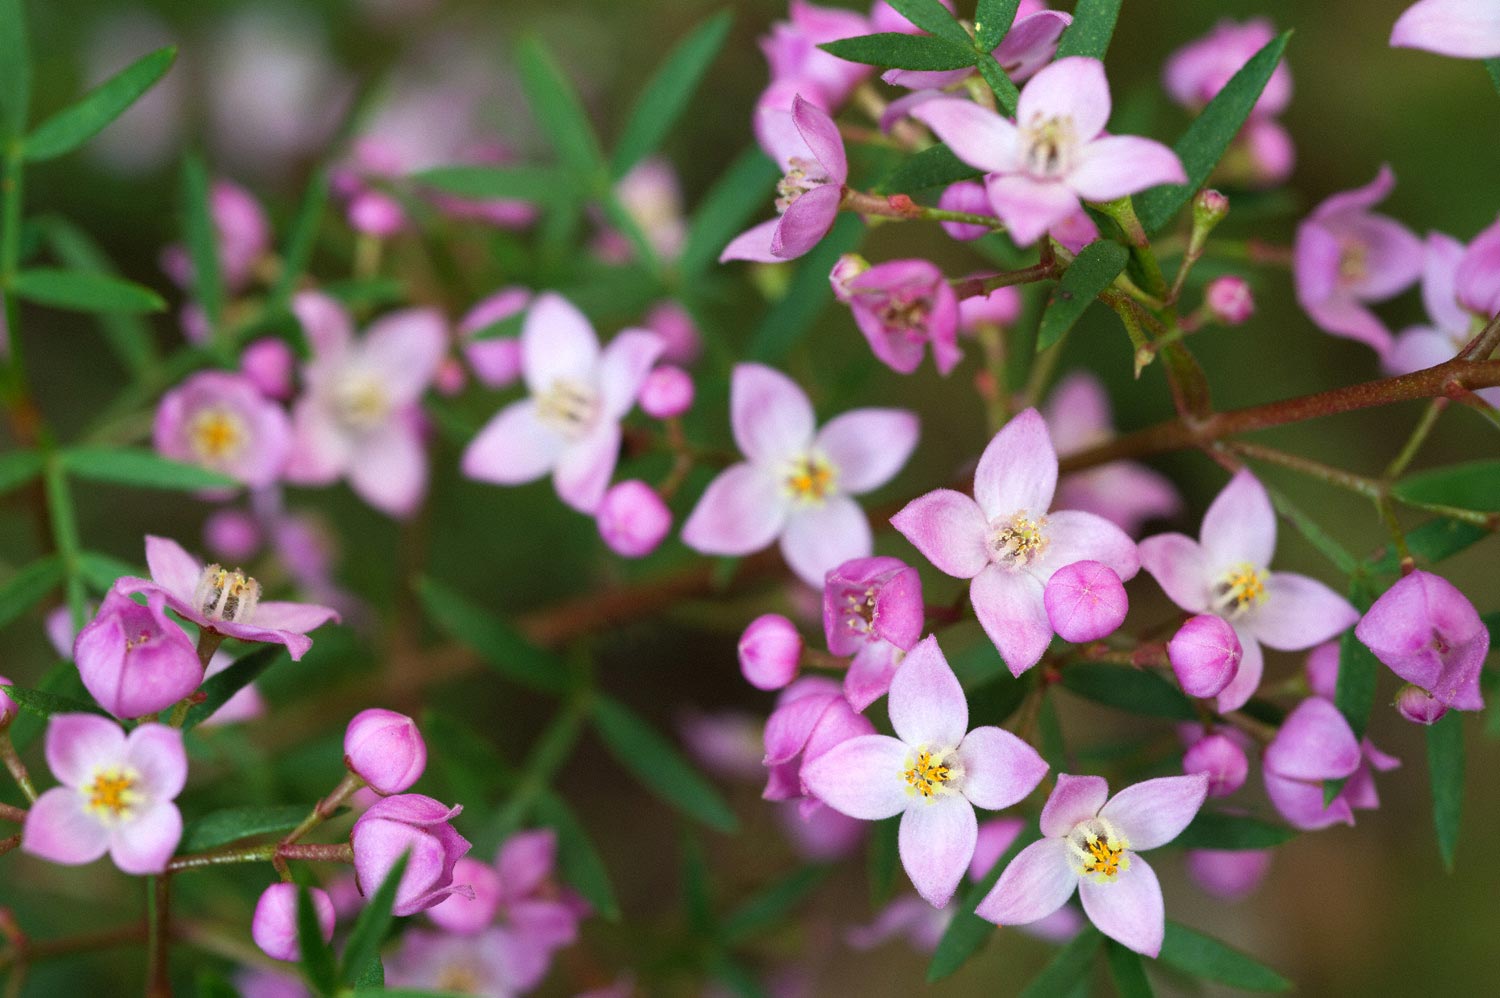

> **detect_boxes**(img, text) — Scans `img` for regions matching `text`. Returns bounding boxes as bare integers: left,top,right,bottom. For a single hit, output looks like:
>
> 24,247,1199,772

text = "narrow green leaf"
592,694,738,832
975,0,1023,51
747,212,863,362
611,11,733,178
1486,58,1500,98
34,214,158,376
10,267,165,314
339,852,410,986
867,815,900,908
25,47,176,161
885,0,972,45
1059,662,1196,720
415,577,570,695
1333,582,1378,740
6,664,90,749
270,166,330,311
180,152,224,330
0,555,63,631
720,865,829,945
1055,0,1122,59
413,165,573,206
877,143,982,195
1136,32,1292,234
516,36,606,180
975,54,1020,115
679,146,779,281
1018,927,1104,998
179,805,315,852
0,682,108,719
1106,940,1155,998
927,826,1038,982
1036,240,1129,351
1264,482,1359,575
1158,921,1291,991
183,646,287,730
680,828,715,935
0,0,31,138
353,956,384,988
60,446,235,491
1174,811,1297,851
297,884,339,996
534,790,621,920
0,449,41,496
1426,709,1464,871
77,551,139,594
819,33,976,71
1393,459,1500,511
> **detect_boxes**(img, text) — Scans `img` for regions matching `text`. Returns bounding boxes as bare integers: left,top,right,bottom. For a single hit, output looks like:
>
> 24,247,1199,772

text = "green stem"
282,771,364,846
840,188,1003,229
493,691,592,836
975,322,1010,433
0,139,26,404
1383,398,1446,480
1094,196,1170,299
145,876,171,998
166,843,277,873
0,732,36,803
40,450,87,631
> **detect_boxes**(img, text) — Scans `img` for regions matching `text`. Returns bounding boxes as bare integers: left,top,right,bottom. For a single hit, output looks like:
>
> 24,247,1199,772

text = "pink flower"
1355,570,1488,713
639,366,694,420
1262,698,1400,831
1138,470,1359,711
1456,215,1500,317
1167,613,1243,699
958,286,1022,332
458,287,530,389
883,2,1070,91
1387,226,1500,405
643,300,701,366
284,292,447,517
1391,0,1500,58
594,157,687,264
939,181,998,241
1204,276,1255,325
1043,560,1128,643
160,180,271,293
22,714,187,875
1163,19,1292,118
802,637,1048,907
114,535,340,661
824,556,923,710
1186,848,1272,900
912,58,1186,246
978,773,1209,956
740,614,805,691
241,338,296,400
681,364,918,587
844,259,961,376
462,294,662,515
759,1,874,112
680,709,766,781
763,677,874,811
345,708,427,794
597,480,673,558
1293,165,1424,355
74,588,202,719
723,96,848,263
153,371,292,489
1181,732,1249,798
891,408,1139,676
0,675,15,726
252,884,335,962
350,794,471,916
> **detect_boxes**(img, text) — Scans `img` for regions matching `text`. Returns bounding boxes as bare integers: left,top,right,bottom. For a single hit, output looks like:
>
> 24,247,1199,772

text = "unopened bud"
1394,683,1447,725
1205,276,1254,325
597,480,672,558
1042,561,1128,643
1183,733,1249,797
829,253,870,304
639,366,694,420
1193,189,1230,227
738,614,802,691
345,708,427,794
1169,614,1242,698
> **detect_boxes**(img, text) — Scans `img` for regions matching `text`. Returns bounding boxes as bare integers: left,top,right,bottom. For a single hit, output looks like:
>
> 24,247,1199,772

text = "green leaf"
1404,518,1488,564
1036,240,1129,351
297,884,339,996
747,212,864,363
0,682,108,719
1174,811,1298,851
180,152,224,330
25,47,176,161
517,36,606,180
1333,581,1378,741
0,449,41,496
720,865,829,945
270,166,330,311
610,11,733,178
413,165,574,207
867,815,900,908
32,215,158,376
10,268,165,314
1487,58,1500,98
1136,32,1292,234
1106,940,1155,998
183,646,287,730
1018,927,1103,997
353,956,384,988
1055,0,1122,60
0,555,63,631
1393,459,1500,511
1059,662,1196,720
927,826,1037,982
680,828,715,935
885,0,972,45
975,0,1023,51
534,790,621,920
877,143,983,195
0,0,31,138
819,33,976,71
179,805,314,852
591,694,738,832
415,577,570,696
975,54,1020,115
77,550,140,594
679,146,779,281
1426,709,1464,871
60,446,235,492
1158,921,1291,991
339,852,410,986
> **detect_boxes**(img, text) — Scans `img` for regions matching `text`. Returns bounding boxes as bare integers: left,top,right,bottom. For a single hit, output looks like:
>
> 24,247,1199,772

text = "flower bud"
252,884,335,962
0,675,16,726
1193,189,1230,227
937,181,995,241
1043,561,1128,643
1304,641,1340,699
1186,848,1272,901
204,509,263,563
596,480,672,558
1182,733,1249,797
957,286,1023,334
348,190,406,236
434,356,466,396
351,794,471,916
643,300,701,366
424,856,503,935
829,253,870,304
639,366,694,419
74,590,203,719
1169,614,1242,698
345,708,427,794
240,338,295,399
1394,683,1448,725
1205,276,1254,325
739,614,802,691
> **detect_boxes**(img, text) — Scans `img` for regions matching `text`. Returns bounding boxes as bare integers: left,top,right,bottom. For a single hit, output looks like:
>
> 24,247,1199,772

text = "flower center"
842,586,878,638
1337,238,1367,286
535,379,600,439
85,765,143,823
187,407,247,465
1021,115,1076,178
782,453,838,505
988,511,1050,567
1067,816,1131,883
436,965,482,994
193,564,261,624
874,291,933,337
332,372,391,432
903,748,956,799
1213,562,1268,616
775,157,831,214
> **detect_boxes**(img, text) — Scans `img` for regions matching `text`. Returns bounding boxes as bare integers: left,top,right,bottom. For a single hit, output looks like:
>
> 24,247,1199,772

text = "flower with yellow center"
187,407,247,465
84,765,143,824
782,453,838,505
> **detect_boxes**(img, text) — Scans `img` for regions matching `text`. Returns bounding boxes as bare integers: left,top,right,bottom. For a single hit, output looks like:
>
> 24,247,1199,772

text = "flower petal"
1200,469,1276,571
1421,231,1472,335
521,294,600,396
1214,627,1263,713
844,643,903,713
109,800,182,875
1030,509,1139,584
497,828,557,901
1079,853,1164,957
971,566,1051,677
801,733,913,820
681,463,789,556
349,418,429,518
909,99,1021,174
1249,573,1360,650
720,218,783,263
252,601,341,634
780,497,872,588
976,837,1078,926
292,291,354,359
1040,773,1108,838
22,788,110,866
986,173,1081,248
771,183,843,259
1042,372,1111,453
1098,774,1209,850
1264,697,1362,782
1264,771,1353,831
1305,295,1397,355
887,636,966,749
974,408,1057,518
46,712,127,787
462,401,566,486
899,793,977,908
1137,533,1211,613
1391,0,1500,61
284,396,352,484
956,726,1048,811
1068,135,1186,202
792,94,847,182
815,408,919,495
890,489,990,579
732,364,816,465
145,535,203,604
357,308,447,405
553,422,621,515
597,330,665,419
123,724,187,800
1017,56,1111,142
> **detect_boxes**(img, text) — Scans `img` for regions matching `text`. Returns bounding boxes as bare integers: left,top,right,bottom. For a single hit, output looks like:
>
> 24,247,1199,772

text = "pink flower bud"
1205,276,1254,325
1394,683,1448,725
350,794,471,916
596,480,672,558
424,856,502,935
241,338,295,399
434,356,466,396
1186,848,1272,900
0,675,15,726
1182,733,1249,797
1042,561,1128,643
829,253,870,304
643,300,701,366
739,614,802,691
638,366,694,419
1169,614,1243,698
252,883,335,962
1193,189,1230,224
347,189,406,236
957,286,1022,333
938,181,995,241
74,590,203,719
204,509,263,563
344,708,427,794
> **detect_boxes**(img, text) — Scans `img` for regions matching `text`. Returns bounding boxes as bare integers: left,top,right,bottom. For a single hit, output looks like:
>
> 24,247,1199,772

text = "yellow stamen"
989,511,1049,567
85,766,142,822
903,750,952,799
1067,817,1131,884
187,408,246,463
1215,562,1268,615
783,453,838,505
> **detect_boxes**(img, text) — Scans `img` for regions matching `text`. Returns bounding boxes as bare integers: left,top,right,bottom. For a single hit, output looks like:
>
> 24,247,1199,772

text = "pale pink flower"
823,556,923,710
759,0,874,113
153,371,292,489
724,96,848,263
844,259,961,376
1163,19,1292,118
1456,215,1500,317
1391,0,1500,58
1355,570,1488,713
1262,697,1400,830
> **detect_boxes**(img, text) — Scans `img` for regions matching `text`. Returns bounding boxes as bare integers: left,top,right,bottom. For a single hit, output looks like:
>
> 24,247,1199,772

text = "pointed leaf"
0,555,63,631
1426,709,1464,871
1333,581,1378,740
1158,921,1290,991
179,152,223,330
819,33,976,71
1037,240,1129,351
517,36,605,181
1106,940,1155,998
975,53,1020,115
25,46,176,161
179,805,318,852
1393,459,1500,511
592,694,738,832
885,0,972,45
415,577,570,695
976,0,1023,51
1055,0,1122,60
183,646,287,730
339,852,410,986
60,446,236,491
1018,926,1104,997
297,884,338,996
720,865,830,945
10,268,164,314
0,682,109,719
1059,661,1196,720
611,11,734,178
534,789,621,920
0,0,30,138
413,165,571,206
878,143,983,195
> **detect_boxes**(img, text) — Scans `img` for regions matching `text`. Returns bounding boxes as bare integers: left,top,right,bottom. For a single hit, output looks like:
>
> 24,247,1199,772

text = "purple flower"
1168,614,1243,700
462,293,662,515
74,588,202,719
1163,19,1292,118
1391,0,1500,58
1384,232,1499,404
1262,697,1399,830
977,773,1209,956
892,408,1139,676
153,371,292,489
883,2,1070,91
958,286,1022,332
762,677,874,811
1205,276,1255,325
114,535,340,661
284,292,447,517
241,338,296,400
844,259,961,376
1354,570,1488,713
802,637,1048,907
350,793,471,916
682,364,918,587
597,480,673,559
385,929,540,996
939,181,998,241
758,1,874,113
723,96,848,263
639,366,694,420
1043,561,1128,643
252,884,335,962
22,714,186,875
1456,215,1500,317
594,157,687,264
824,556,923,710
345,708,427,794
1293,165,1424,355
1138,470,1359,711
912,58,1186,246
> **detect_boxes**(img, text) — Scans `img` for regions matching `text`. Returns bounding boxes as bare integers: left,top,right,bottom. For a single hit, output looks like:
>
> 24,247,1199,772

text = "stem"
1383,398,1446,480
1094,196,1170,299
277,842,354,864
283,772,364,846
145,876,170,998
840,188,1003,229
1227,440,1383,500
0,833,18,857
1,139,27,405
1456,310,1500,361
948,260,1057,299
975,323,1010,432
166,843,276,873
0,733,36,803
0,802,24,824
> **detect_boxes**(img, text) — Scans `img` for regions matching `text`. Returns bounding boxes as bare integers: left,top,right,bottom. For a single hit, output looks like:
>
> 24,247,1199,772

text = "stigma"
1067,817,1131,884
1213,562,1268,616
194,564,261,624
989,511,1050,567
536,379,600,438
85,765,143,823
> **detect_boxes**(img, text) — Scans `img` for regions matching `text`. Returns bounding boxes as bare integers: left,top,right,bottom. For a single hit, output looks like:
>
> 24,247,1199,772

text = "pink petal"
1264,697,1362,781
1057,463,1183,538
284,397,352,485
681,463,789,556
1249,574,1360,651
552,422,621,515
123,724,187,800
815,408,919,495
844,643,903,713
780,497,872,588
890,489,990,579
973,408,1056,519
1017,56,1111,144
521,294,600,397
956,726,1047,810
1456,215,1500,316
1068,135,1186,202
145,535,203,604
764,693,834,767
770,184,842,259
252,601,341,634
909,99,1021,174
719,218,782,263
801,733,913,819
292,291,354,359
462,401,565,486
1305,295,1397,355
505,899,579,952
898,793,977,908
970,817,1026,880
732,364,816,465
976,837,1078,925
888,636,967,750
349,419,429,518
1030,509,1139,584
1421,231,1472,335
1386,328,1460,377
22,788,110,865
791,94,847,182
1200,469,1276,571
1215,628,1264,713
1042,372,1111,453
1079,853,1164,957
46,713,127,787
1341,215,1426,301
1312,164,1395,221
986,173,1081,248
597,330,665,419
1040,773,1108,837
1098,774,1208,850
996,10,1071,81
1137,533,1211,612
1391,0,1500,58
358,308,447,404
971,566,1051,677
1293,222,1342,307
497,828,557,901
1263,770,1354,831
109,800,182,875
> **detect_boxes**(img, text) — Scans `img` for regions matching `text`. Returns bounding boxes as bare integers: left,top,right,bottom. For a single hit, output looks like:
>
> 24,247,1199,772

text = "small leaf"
679,146,779,281
179,805,315,852
517,36,606,180
1018,926,1104,997
415,577,570,696
884,0,973,46
534,790,621,921
974,54,1020,115
747,212,864,363
877,143,983,195
680,828,715,935
819,33,976,71
10,268,165,314
1174,811,1297,851
1426,709,1464,871
0,555,64,631
413,165,572,207
1158,921,1291,991
180,153,224,330
0,0,31,138
339,852,410,986
0,449,41,496
60,446,235,492
927,826,1038,981
25,46,176,161
1059,662,1196,720
1036,240,1129,351
1393,459,1500,511
296,884,338,996
975,0,1023,51
0,682,108,719
1055,0,1122,60
592,694,738,832
1106,940,1155,998
867,815,901,908
353,956,384,988
1333,581,1378,741
611,11,734,178
183,646,287,730
719,865,829,945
